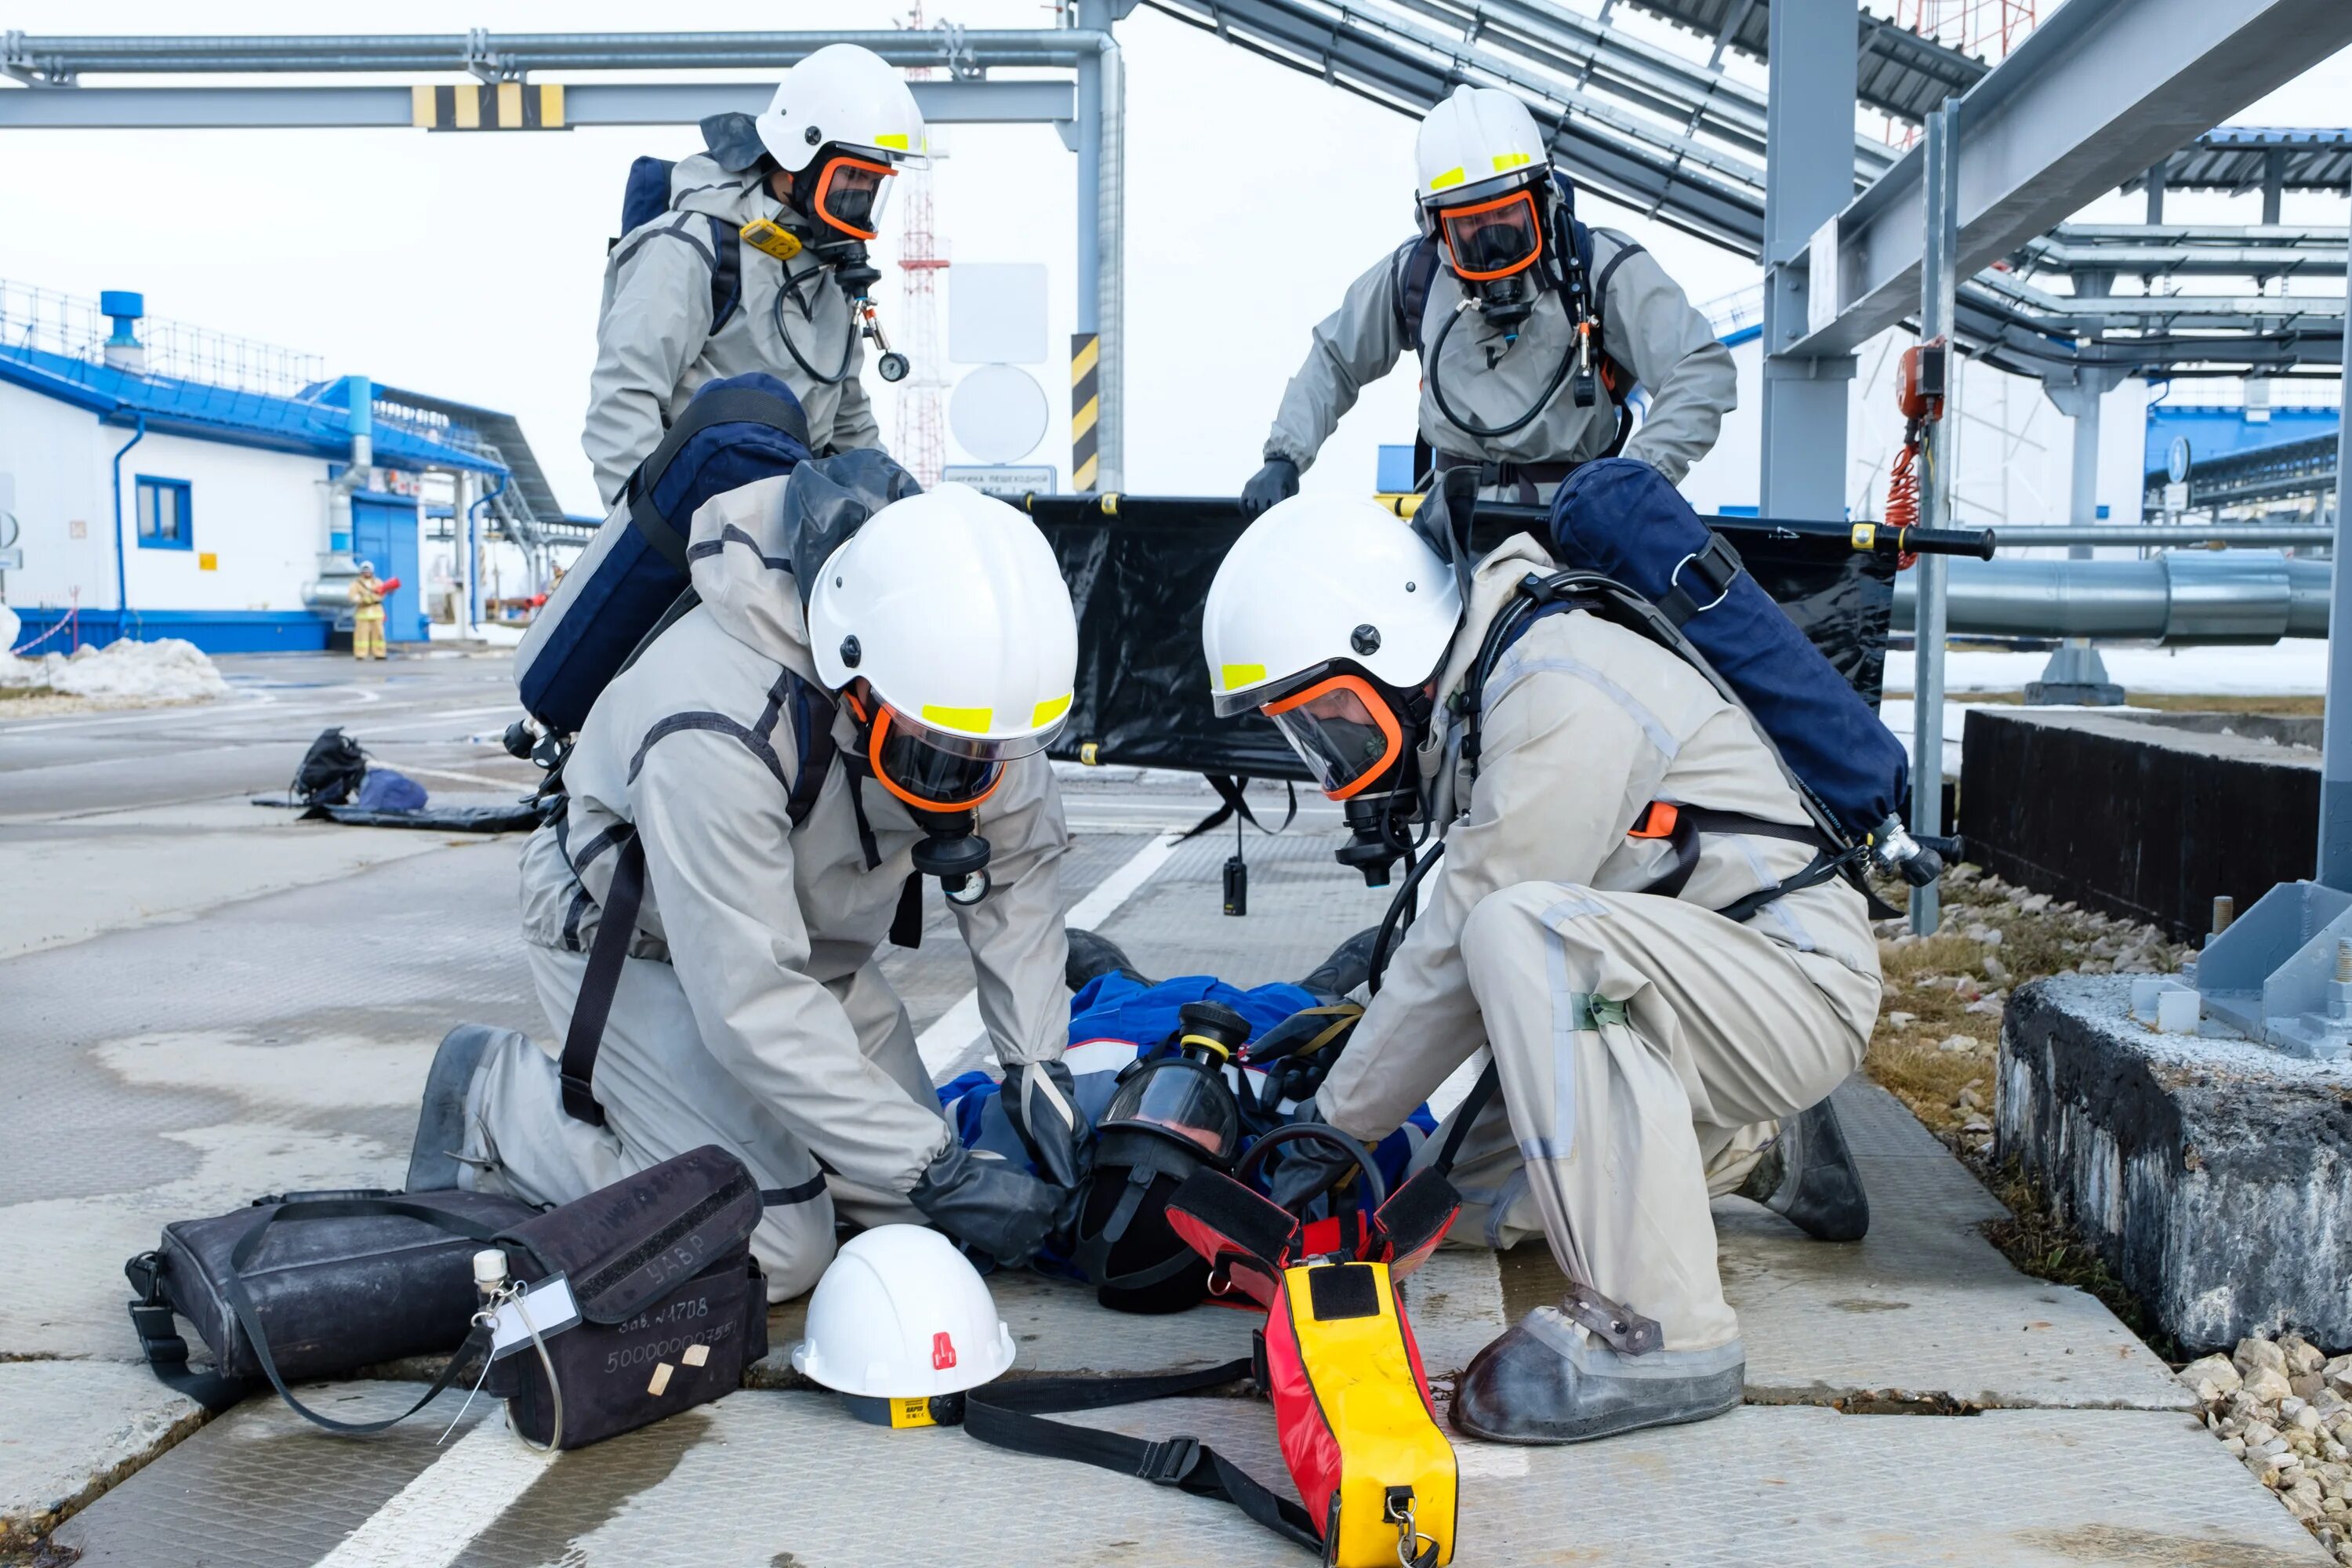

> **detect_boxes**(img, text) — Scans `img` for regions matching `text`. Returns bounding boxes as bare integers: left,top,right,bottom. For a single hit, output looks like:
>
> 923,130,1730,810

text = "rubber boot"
404,1022,503,1191
1065,927,1153,993
1736,1095,1870,1243
1451,1307,1745,1445
1298,925,1383,1001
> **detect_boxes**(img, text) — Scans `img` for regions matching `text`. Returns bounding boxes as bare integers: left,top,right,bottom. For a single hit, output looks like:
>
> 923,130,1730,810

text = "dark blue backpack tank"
516,373,812,735
1545,458,1909,841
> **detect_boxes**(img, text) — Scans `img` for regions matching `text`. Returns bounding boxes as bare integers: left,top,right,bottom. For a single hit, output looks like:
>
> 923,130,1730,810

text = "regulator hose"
1425,301,1579,441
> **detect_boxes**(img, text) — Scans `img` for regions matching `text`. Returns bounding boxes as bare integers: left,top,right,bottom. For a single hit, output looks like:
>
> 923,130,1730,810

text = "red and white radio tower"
1893,0,2038,61
895,6,950,487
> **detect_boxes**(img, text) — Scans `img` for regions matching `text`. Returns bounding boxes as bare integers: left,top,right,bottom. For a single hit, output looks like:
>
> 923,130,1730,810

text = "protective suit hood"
682,451,924,679
665,148,800,230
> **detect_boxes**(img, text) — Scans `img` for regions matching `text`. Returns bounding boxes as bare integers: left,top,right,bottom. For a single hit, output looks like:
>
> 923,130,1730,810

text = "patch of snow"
0,637,230,706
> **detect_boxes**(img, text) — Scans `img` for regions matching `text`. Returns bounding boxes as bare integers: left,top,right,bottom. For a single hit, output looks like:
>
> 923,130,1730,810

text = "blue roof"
0,341,507,476
2145,403,2339,479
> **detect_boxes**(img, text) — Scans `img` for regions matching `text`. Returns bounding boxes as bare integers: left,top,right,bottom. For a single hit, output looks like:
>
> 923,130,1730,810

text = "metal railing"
0,277,326,399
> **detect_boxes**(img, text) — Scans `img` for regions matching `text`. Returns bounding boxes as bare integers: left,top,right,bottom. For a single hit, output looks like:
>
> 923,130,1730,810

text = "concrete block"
0,1361,206,1552
2001,974,2352,1351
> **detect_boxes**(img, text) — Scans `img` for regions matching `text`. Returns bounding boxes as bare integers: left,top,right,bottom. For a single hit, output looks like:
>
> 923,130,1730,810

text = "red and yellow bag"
966,1126,1461,1566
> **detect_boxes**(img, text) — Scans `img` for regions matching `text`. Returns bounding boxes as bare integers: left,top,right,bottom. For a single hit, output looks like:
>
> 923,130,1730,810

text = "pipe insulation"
1891,551,2332,643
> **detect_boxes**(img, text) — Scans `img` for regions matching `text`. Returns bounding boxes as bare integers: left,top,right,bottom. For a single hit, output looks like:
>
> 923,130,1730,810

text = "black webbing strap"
124,1254,249,1414
962,1359,1323,1554
1655,532,1745,626
1178,775,1298,843
561,836,645,1127
890,873,925,949
624,385,813,572
759,1174,829,1207
219,1198,522,1434
1429,1062,1500,1179
785,675,840,829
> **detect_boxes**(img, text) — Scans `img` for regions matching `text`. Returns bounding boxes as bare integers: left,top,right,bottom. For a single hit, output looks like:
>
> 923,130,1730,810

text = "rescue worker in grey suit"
408,470,1089,1301
1242,85,1734,510
584,45,920,504
1202,495,1881,1443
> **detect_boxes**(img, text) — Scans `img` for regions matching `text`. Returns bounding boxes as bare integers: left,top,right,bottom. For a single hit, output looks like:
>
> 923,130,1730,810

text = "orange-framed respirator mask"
1224,664,1433,888
845,688,1014,903
1421,170,1568,338
804,150,898,241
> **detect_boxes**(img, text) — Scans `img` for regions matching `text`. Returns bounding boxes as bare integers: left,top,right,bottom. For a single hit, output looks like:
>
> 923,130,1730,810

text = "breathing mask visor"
808,152,897,241
1427,177,1554,333
1260,673,1410,803
849,689,1062,902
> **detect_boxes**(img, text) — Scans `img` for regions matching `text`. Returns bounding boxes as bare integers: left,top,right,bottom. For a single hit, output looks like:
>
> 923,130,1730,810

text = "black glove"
1000,1058,1093,1190
1264,1113,1377,1214
909,1141,1073,1269
1247,1004,1363,1065
1240,457,1301,514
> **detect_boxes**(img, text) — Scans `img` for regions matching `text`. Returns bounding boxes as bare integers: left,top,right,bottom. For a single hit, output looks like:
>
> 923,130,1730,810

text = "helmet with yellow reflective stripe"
1414,84,1548,210
808,485,1076,818
755,43,930,176
1201,495,1462,801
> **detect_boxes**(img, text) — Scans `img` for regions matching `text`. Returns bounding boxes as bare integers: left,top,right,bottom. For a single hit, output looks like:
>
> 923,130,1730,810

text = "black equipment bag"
483,1144,771,1450
125,1188,540,1421
125,1147,771,1448
291,727,370,805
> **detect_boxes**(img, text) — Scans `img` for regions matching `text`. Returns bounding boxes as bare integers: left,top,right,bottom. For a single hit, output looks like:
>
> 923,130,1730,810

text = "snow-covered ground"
1883,641,2331,697
0,637,231,710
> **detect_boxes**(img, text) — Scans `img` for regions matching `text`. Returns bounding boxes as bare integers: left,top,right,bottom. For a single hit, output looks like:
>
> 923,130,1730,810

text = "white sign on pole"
943,465,1058,499
949,263,1048,365
949,364,1051,463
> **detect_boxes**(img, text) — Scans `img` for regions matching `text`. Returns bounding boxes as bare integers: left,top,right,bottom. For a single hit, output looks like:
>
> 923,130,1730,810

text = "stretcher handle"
1236,1122,1387,1214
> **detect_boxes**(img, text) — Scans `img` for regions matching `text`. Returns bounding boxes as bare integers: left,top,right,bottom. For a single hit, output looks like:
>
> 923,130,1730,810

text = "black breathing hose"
771,278,860,387
1425,302,1579,441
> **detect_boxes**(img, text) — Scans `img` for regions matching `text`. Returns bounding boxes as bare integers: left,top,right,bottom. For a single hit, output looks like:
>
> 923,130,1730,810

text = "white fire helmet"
755,45,928,238
1202,495,1464,800
807,485,1078,816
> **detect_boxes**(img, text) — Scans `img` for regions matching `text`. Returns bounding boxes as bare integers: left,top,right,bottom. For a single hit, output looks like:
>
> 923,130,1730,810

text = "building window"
136,477,192,550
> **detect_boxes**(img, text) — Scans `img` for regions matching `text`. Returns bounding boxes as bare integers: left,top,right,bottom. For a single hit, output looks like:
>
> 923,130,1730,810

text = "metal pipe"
7,30,1112,71
1991,524,2337,546
1891,552,2331,641
1911,100,1959,935
108,414,145,637
2318,190,2352,888
1096,28,1124,492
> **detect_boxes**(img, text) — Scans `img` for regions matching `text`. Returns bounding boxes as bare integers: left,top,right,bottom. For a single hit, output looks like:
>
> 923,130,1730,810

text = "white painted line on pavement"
394,763,534,789
307,1420,553,1568
916,829,1183,1085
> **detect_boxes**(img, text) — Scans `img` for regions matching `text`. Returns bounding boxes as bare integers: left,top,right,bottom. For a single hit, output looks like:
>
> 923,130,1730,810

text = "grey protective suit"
1314,536,1881,1352
1263,228,1735,491
463,475,1071,1299
584,151,884,506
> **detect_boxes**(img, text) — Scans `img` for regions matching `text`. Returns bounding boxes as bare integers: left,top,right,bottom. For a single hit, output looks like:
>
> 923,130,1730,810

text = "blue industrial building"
0,285,540,655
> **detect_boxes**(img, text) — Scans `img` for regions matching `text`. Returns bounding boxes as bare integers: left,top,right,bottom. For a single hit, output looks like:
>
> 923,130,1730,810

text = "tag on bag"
489,1275,583,1359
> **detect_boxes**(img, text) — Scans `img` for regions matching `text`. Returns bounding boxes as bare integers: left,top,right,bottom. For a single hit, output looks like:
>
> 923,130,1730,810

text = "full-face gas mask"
1218,664,1435,889
1421,172,1571,336
771,144,911,383
841,681,1005,903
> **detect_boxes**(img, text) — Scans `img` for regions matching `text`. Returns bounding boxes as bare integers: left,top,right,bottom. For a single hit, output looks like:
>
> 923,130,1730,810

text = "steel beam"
1757,0,1857,522
1785,0,2352,360
0,78,1074,129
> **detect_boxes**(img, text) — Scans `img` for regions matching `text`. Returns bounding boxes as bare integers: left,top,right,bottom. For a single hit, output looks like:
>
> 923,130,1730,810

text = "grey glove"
909,1141,1071,1269
1000,1059,1093,1191
1240,457,1301,514
1264,1112,1376,1214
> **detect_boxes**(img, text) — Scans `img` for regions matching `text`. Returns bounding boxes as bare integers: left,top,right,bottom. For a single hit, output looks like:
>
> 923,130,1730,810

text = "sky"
2,1,2350,517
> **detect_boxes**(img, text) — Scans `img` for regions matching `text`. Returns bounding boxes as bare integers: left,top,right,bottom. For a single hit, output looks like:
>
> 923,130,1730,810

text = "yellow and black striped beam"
1069,332,1100,492
412,82,566,132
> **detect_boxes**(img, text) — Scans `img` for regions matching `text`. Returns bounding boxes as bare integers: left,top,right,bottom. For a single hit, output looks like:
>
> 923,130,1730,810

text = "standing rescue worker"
1200,495,1879,1443
350,561,389,661
1240,85,1734,510
583,44,925,506
405,476,1091,1298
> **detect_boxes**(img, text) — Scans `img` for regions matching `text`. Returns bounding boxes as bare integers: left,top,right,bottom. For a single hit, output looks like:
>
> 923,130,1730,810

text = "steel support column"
1758,0,1858,521
1072,4,1123,492
2316,195,2352,889
1911,102,1959,935
2031,364,2128,702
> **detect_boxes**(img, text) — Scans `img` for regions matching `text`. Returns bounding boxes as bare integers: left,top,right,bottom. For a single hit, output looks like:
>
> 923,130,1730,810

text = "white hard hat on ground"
807,485,1077,815
1202,495,1464,799
756,43,929,175
792,1225,1017,1425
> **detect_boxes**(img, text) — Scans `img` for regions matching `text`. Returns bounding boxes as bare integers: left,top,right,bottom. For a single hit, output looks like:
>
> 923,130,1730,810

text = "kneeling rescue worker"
1241,85,1733,511
409,479,1091,1298
1201,495,1881,1443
